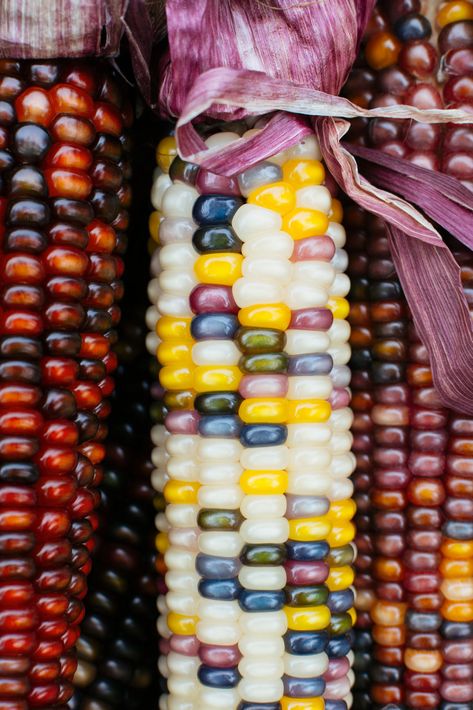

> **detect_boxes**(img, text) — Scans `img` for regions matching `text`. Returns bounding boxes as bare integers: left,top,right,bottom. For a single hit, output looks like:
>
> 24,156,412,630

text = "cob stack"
71,307,158,709
150,126,356,709
0,59,131,708
344,1,473,707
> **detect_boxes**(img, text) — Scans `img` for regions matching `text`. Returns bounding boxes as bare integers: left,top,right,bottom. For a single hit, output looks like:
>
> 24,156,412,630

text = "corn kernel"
288,517,332,541
149,210,162,243
194,253,243,286
326,565,355,591
157,340,193,365
239,304,292,330
159,364,194,391
285,604,331,630
164,481,199,505
281,700,324,710
287,400,332,423
239,398,288,424
157,316,193,341
156,136,177,172
247,181,296,214
156,532,169,554
167,612,198,635
282,159,325,187
327,522,356,547
283,209,329,240
328,499,357,521
437,1,473,27
328,296,350,319
194,365,242,392
240,469,289,495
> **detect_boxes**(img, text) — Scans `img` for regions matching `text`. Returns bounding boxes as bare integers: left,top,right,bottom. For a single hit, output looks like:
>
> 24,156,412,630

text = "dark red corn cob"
344,2,473,709
0,58,132,708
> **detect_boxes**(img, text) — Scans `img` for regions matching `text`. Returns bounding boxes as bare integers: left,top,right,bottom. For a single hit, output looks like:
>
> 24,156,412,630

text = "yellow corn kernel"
282,159,325,187
157,340,193,366
283,208,329,240
155,532,169,554
441,539,473,560
157,316,193,341
156,136,177,173
326,565,355,591
288,517,332,542
194,366,242,392
247,181,295,214
281,699,324,710
239,304,292,330
164,480,199,505
348,607,357,626
159,364,194,391
167,612,198,636
240,469,289,495
285,604,331,631
327,522,356,547
327,296,350,320
328,499,357,521
287,400,331,423
329,198,343,223
149,210,162,243
437,1,473,28
239,398,288,424
194,253,243,286
441,600,473,623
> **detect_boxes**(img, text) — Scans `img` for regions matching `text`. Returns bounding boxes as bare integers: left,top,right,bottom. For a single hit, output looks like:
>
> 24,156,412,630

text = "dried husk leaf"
0,0,129,58
346,143,473,252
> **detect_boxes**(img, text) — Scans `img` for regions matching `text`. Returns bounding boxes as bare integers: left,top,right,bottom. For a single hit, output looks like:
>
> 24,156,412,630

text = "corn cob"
344,1,473,708
72,307,158,709
0,58,131,709
150,126,355,709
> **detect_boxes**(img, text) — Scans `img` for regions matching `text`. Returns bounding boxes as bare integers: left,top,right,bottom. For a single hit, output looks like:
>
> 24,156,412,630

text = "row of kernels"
325,203,356,710
366,218,410,709
346,205,376,710
231,146,291,709
191,138,245,710
403,320,445,710
151,136,199,710
281,151,333,709
283,141,352,710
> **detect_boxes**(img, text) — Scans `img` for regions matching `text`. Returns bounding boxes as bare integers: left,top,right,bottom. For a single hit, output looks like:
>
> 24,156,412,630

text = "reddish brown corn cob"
0,59,131,709
344,2,473,709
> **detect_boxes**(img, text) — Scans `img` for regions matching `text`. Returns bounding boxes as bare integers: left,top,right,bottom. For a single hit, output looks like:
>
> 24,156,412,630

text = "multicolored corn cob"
149,125,356,710
344,1,473,707
0,59,131,708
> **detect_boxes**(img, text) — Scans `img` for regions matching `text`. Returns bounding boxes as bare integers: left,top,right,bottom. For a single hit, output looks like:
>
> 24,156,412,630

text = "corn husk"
150,0,473,414
0,0,130,57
